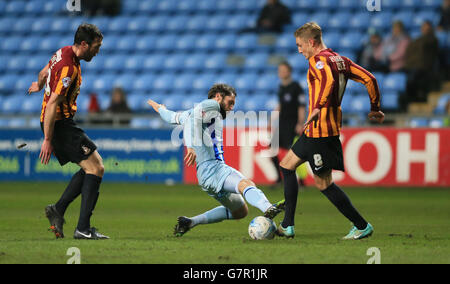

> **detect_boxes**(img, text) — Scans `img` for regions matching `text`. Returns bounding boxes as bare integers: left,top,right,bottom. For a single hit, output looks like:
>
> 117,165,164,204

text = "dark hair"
207,83,237,99
278,61,292,72
74,23,103,45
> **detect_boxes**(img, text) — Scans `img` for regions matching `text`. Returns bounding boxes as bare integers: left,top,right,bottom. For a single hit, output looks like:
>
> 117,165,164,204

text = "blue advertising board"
0,129,183,182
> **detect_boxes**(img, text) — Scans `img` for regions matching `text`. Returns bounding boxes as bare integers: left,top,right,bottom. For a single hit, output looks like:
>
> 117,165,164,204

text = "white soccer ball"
248,216,277,240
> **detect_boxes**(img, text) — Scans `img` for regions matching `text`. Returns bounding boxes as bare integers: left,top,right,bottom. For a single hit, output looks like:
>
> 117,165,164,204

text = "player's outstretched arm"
147,99,166,113
28,64,49,94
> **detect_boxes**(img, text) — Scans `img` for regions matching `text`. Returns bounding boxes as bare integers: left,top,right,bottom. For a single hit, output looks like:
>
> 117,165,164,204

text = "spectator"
81,0,121,16
270,62,306,188
256,0,292,33
404,21,439,103
382,21,410,72
358,28,389,73
437,0,450,31
104,87,132,125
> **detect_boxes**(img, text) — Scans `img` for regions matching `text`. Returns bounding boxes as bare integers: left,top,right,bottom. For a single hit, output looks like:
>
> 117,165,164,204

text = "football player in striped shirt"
28,24,108,240
276,22,385,240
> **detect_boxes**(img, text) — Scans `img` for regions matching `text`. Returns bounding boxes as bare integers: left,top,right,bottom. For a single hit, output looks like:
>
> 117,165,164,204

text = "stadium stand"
0,0,447,128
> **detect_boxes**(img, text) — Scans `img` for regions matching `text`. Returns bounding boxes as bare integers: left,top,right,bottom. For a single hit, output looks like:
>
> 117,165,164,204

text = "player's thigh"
78,150,104,177
279,149,305,171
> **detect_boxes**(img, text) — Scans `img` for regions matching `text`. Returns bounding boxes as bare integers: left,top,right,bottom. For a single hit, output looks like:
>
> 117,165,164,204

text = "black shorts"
291,133,344,175
40,119,97,166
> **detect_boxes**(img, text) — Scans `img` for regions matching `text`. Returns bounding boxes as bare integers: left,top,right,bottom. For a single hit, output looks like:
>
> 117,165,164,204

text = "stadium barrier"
184,128,450,187
0,129,183,183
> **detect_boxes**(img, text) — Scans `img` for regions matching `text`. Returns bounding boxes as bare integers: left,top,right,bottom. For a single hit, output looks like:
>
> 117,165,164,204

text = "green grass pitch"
0,182,448,264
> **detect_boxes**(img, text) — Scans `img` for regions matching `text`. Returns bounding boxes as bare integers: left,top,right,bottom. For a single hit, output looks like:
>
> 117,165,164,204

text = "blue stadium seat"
338,0,361,9
117,36,138,52
127,17,148,33
379,0,402,10
147,16,170,33
1,95,23,114
383,73,406,92
339,32,364,51
214,73,237,86
349,12,371,31
328,13,351,31
7,56,28,72
204,53,227,70
226,14,249,31
174,74,196,90
176,34,197,51
50,18,72,34
409,117,429,128
155,35,177,51
108,17,132,34
166,16,189,33
58,36,73,48
422,0,442,9
429,118,444,128
29,117,41,129
340,93,353,113
195,34,217,51
89,17,110,34
163,54,186,71
143,54,166,71
206,14,229,31
186,15,210,32
137,1,158,14
236,34,259,51
1,36,23,53
83,56,105,73
243,95,268,112
216,0,237,11
15,74,36,93
12,17,35,34
127,94,146,112
153,74,175,91
38,35,61,53
349,95,371,114
124,55,146,73
401,0,421,9
113,74,136,93
287,54,309,73
381,92,399,110
197,0,217,12
184,53,207,70
177,0,198,13
310,12,330,29
133,74,156,92
192,74,216,91
161,94,185,111
215,34,237,51
0,17,15,35
31,17,53,34
21,94,43,114
256,74,279,92
43,0,65,14
136,35,157,52
370,12,393,30
182,94,205,110
93,74,116,93
0,75,18,94
244,53,268,70
6,1,27,15
434,94,450,115
235,73,258,91
292,13,308,27
297,0,317,10
275,33,296,51
8,118,27,128
318,0,339,10
264,95,279,112
322,32,341,50
103,54,127,72
156,0,178,12
98,35,119,53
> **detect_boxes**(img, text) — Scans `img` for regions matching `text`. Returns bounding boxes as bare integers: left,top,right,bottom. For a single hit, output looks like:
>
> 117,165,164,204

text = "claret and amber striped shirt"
305,48,381,138
40,46,82,123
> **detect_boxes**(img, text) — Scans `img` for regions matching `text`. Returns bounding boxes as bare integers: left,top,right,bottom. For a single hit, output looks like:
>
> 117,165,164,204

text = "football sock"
77,174,102,232
190,206,233,227
321,183,368,230
280,167,299,228
55,169,85,216
242,186,272,213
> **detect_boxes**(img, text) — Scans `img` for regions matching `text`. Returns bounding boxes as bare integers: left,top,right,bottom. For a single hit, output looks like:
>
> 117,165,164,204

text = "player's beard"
219,100,227,119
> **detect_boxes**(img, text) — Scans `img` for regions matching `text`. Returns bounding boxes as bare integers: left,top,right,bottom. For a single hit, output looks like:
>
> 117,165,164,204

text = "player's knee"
314,170,332,191
237,179,255,194
232,206,248,219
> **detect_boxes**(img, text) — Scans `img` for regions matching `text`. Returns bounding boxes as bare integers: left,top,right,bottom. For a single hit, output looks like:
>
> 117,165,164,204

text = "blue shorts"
196,160,246,196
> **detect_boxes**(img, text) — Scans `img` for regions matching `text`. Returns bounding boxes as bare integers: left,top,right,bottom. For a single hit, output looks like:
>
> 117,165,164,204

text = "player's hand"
147,99,166,113
184,147,196,167
295,123,303,135
28,82,40,94
368,111,385,123
39,139,53,165
302,108,320,132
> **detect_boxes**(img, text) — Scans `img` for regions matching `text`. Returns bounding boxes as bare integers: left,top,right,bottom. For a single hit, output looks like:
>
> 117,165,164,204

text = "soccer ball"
248,216,277,240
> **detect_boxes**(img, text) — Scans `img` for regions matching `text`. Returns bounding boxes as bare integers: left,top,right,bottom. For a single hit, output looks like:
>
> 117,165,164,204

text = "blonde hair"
294,22,323,45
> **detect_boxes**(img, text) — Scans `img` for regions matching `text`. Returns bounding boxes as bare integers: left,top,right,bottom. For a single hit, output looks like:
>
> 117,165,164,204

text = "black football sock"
271,156,282,183
321,183,368,230
55,169,85,216
77,174,102,232
280,167,299,228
